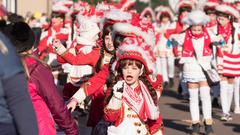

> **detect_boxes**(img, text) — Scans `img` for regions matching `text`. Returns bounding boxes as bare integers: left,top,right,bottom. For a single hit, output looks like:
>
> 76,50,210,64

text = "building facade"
2,0,51,17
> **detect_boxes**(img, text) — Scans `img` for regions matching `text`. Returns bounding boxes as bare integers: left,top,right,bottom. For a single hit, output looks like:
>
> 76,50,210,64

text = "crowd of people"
1,0,240,135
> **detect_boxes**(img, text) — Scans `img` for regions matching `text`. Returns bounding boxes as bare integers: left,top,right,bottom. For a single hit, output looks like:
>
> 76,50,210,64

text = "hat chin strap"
140,65,144,76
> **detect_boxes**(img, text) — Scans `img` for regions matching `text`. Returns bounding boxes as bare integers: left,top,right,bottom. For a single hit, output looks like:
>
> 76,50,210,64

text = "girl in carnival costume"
165,0,196,99
54,8,133,133
215,2,240,120
169,10,224,135
38,1,71,84
103,37,164,135
154,6,175,88
233,0,240,115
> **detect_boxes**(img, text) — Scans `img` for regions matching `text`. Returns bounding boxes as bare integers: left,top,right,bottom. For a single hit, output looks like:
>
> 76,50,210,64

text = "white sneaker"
234,108,240,114
220,114,232,121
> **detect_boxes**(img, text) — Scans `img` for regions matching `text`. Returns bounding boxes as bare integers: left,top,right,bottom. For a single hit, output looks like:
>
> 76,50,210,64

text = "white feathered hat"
175,0,196,14
52,1,69,14
102,8,132,29
112,22,155,49
112,37,155,74
76,15,100,45
140,7,156,21
181,10,210,25
155,5,174,22
203,0,219,9
119,0,136,11
216,2,240,19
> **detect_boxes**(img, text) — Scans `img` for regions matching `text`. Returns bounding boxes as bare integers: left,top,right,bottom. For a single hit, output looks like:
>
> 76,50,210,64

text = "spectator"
0,32,38,135
3,22,78,135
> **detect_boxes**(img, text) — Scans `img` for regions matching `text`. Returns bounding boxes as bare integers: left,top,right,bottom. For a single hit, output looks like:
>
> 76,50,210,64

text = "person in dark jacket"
0,32,39,135
2,21,78,135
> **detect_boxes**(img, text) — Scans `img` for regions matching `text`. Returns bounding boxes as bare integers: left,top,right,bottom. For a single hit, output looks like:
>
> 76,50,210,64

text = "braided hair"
95,25,113,73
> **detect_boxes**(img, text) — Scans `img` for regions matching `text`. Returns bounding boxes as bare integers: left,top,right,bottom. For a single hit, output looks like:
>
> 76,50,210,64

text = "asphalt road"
160,88,240,135
58,79,240,135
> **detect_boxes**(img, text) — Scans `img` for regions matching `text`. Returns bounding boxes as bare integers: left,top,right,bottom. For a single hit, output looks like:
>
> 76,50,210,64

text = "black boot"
191,123,200,135
212,98,220,108
204,122,214,135
177,83,182,95
169,78,174,87
163,82,169,89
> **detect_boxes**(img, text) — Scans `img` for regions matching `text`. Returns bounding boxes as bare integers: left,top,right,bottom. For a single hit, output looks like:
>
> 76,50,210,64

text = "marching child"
103,37,163,135
170,10,223,135
215,2,240,120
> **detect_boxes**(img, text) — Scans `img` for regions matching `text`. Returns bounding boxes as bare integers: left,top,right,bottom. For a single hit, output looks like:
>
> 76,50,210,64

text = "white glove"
113,80,124,99
106,80,125,110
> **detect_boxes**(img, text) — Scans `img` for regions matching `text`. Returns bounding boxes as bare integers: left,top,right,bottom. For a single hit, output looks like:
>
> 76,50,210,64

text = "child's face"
104,32,114,52
145,15,152,23
217,15,230,26
161,17,170,24
51,17,63,25
122,62,142,87
207,13,217,22
190,25,203,35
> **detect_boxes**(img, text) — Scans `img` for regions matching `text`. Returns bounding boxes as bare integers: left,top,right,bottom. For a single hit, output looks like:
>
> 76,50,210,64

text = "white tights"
189,86,212,123
156,56,175,82
220,81,234,115
234,77,240,109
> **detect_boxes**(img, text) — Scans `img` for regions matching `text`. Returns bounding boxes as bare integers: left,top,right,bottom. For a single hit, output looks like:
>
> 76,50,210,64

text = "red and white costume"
104,37,163,135
154,6,175,82
215,2,240,118
54,16,101,87
171,27,220,81
170,10,222,125
38,24,70,63
105,82,163,135
165,0,196,57
38,1,70,62
215,22,240,76
38,1,71,84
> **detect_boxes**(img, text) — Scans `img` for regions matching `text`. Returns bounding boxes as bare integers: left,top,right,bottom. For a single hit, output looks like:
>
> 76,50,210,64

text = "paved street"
161,88,240,135
57,87,240,135
58,77,240,135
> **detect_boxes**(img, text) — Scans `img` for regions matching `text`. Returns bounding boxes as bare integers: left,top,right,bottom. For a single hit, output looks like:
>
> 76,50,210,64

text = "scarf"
206,20,217,28
218,23,232,43
122,81,159,121
182,29,211,57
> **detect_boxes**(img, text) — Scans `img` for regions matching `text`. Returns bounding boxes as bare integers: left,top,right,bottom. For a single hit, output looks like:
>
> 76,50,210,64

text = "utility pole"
148,0,152,7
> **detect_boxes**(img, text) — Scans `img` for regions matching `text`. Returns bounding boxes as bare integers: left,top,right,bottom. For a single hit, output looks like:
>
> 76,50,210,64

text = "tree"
136,0,169,12
79,0,169,12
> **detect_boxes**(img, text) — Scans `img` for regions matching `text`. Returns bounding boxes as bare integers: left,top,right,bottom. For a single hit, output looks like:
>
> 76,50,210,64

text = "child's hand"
52,39,62,49
113,81,124,93
113,81,124,99
67,98,78,112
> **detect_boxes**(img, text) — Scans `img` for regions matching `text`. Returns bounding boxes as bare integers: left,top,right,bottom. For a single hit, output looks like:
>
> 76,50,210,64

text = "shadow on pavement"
162,89,182,100
224,123,240,133
164,118,207,135
165,103,189,112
